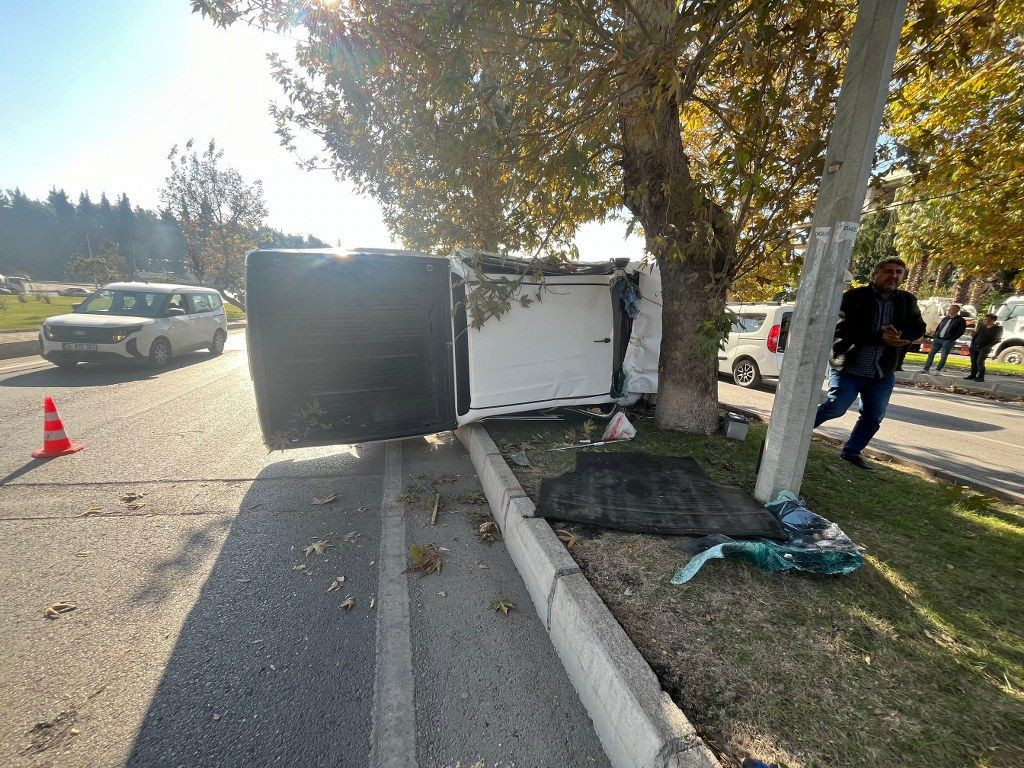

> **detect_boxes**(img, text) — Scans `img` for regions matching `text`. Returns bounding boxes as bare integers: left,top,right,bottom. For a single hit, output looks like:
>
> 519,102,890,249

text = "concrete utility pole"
754,0,908,502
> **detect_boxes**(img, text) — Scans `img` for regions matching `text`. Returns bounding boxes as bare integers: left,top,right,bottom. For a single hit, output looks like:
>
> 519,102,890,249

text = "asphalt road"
0,333,610,768
718,375,1024,502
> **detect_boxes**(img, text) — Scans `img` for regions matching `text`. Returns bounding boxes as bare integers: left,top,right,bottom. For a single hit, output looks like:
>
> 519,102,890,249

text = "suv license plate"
63,343,97,351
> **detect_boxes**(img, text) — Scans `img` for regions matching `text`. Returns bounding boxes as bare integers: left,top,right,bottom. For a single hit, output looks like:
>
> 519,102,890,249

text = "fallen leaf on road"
44,602,77,619
555,529,579,550
238,577,252,583
312,493,338,506
404,544,443,576
326,576,345,592
438,474,457,485
455,491,486,505
395,493,421,504
475,517,501,544
74,550,92,558
339,596,355,610
126,502,147,511
369,598,375,609
292,564,308,572
81,507,101,517
489,599,516,616
304,539,334,557
120,492,144,503
212,713,221,721
438,591,447,598
344,532,361,543
477,562,489,570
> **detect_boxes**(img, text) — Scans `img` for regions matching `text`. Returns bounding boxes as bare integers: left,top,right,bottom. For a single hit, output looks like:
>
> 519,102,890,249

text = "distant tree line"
0,186,327,286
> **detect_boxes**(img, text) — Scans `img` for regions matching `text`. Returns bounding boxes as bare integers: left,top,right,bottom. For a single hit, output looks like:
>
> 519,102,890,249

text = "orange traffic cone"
32,396,84,459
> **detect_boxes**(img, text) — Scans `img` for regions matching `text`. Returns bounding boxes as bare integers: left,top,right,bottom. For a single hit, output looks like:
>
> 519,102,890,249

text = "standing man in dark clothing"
967,314,1003,382
923,304,967,372
815,258,926,470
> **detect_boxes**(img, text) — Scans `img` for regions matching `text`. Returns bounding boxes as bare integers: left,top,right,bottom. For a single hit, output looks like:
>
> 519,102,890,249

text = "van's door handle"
593,338,611,343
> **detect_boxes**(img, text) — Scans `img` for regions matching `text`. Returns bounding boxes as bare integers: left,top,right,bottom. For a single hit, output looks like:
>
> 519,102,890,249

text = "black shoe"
964,375,976,380
841,454,873,471
976,377,985,383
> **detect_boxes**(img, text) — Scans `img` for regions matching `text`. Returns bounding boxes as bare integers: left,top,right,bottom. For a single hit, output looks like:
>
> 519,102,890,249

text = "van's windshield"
75,289,165,317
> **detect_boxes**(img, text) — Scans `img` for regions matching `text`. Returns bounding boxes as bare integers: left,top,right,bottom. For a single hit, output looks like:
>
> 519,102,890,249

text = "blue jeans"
814,368,895,457
924,338,954,371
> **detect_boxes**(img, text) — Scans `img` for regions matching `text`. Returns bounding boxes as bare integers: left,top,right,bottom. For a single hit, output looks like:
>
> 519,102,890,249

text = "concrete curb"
457,424,721,768
0,338,39,360
896,369,1024,399
0,322,246,363
725,405,1024,506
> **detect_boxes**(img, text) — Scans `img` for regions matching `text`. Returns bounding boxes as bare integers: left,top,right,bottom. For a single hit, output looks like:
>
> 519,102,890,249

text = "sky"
0,0,643,261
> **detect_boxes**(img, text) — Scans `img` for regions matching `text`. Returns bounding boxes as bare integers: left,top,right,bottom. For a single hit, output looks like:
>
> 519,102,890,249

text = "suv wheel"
149,338,171,369
209,329,226,356
732,357,762,388
997,345,1024,366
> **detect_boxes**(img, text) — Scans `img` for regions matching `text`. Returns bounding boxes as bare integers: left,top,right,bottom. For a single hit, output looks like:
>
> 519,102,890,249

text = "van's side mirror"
166,307,186,317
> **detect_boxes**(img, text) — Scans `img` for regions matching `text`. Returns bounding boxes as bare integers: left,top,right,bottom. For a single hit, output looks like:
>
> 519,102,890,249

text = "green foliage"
160,139,268,294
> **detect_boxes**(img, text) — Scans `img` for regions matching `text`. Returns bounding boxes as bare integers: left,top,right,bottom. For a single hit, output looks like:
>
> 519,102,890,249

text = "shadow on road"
124,447,381,768
0,353,217,389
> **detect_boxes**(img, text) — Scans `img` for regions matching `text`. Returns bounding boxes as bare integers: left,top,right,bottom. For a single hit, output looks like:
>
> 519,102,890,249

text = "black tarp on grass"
537,453,788,539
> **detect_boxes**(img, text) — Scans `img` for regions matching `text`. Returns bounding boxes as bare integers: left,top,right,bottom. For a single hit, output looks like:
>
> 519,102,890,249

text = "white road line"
370,440,418,768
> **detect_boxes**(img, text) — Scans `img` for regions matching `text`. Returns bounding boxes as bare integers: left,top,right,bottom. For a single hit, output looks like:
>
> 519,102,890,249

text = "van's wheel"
732,357,762,388
149,338,171,369
209,329,226,356
997,345,1024,366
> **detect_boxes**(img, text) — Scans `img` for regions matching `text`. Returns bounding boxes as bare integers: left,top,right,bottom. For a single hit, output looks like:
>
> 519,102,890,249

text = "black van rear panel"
246,249,457,448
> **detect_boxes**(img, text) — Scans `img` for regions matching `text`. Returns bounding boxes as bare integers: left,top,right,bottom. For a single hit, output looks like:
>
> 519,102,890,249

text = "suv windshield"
75,289,164,317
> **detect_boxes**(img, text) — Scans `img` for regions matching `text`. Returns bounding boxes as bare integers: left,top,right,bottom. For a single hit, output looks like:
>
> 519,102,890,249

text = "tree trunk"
967,275,988,306
953,273,971,303
932,261,953,293
617,34,734,434
906,252,929,293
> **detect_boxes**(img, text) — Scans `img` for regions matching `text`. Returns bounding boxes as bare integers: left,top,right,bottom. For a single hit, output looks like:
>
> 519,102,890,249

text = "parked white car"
717,303,794,388
39,282,228,369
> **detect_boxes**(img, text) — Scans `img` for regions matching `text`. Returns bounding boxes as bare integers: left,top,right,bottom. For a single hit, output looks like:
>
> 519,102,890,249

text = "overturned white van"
246,248,664,448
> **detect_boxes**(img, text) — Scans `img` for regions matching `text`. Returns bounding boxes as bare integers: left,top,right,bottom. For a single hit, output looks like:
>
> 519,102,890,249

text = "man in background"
967,314,1002,382
922,304,967,373
815,258,926,470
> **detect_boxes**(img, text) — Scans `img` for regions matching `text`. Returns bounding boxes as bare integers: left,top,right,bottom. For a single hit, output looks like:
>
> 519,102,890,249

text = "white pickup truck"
991,295,1024,365
245,248,667,448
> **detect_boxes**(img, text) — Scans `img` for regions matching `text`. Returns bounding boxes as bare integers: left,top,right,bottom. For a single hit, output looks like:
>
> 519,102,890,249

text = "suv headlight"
43,324,55,340
111,326,142,343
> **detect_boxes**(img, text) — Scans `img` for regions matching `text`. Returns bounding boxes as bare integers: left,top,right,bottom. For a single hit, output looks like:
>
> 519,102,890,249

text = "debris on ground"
471,512,502,544
396,493,421,504
43,602,76,619
292,563,308,572
430,492,441,525
326,576,345,592
339,596,355,610
671,490,863,584
303,538,334,557
344,531,361,543
404,544,444,576
454,491,487,505
81,507,101,517
601,412,636,441
555,529,579,550
538,453,787,538
438,474,458,484
311,492,338,506
509,449,531,467
489,598,517,616
120,491,144,503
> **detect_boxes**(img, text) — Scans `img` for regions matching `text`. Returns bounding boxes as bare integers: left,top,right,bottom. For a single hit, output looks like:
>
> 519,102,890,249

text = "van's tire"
732,357,762,388
997,345,1024,365
209,329,226,356
148,337,172,369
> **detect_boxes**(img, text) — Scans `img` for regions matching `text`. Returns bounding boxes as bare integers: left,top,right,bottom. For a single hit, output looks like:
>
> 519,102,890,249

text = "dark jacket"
830,285,926,375
931,313,967,341
970,323,1003,351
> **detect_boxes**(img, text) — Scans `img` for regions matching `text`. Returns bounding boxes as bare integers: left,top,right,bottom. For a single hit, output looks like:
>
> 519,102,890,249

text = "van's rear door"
246,249,457,448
